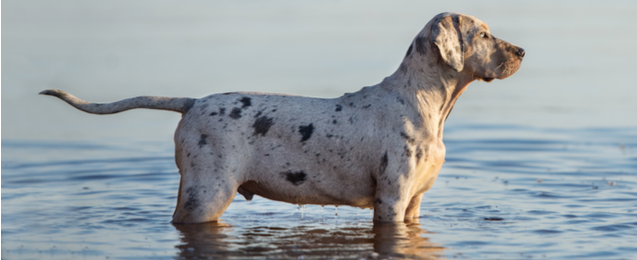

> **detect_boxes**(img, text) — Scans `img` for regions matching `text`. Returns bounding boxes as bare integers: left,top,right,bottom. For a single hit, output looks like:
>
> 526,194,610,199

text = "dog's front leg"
372,166,416,223
373,185,412,222
404,192,425,222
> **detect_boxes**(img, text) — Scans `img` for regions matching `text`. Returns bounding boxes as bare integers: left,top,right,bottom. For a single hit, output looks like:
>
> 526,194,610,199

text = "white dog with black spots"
41,12,524,224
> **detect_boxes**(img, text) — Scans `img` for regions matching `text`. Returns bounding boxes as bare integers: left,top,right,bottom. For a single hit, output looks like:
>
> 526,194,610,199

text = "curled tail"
39,89,196,114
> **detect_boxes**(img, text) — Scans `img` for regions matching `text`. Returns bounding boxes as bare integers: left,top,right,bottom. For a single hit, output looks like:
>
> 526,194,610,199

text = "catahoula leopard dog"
40,12,524,224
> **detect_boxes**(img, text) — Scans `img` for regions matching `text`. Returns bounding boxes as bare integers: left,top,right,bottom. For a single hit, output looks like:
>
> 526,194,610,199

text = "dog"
40,12,524,224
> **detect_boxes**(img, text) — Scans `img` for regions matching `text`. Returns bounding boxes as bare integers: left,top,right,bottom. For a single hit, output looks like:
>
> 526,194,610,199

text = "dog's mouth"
478,59,522,83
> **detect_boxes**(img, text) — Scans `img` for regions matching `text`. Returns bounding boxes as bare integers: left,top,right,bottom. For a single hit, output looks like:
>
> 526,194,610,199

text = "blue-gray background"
4,0,636,142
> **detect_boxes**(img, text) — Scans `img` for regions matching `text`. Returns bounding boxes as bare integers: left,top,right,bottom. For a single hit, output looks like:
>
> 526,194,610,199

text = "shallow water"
2,124,636,259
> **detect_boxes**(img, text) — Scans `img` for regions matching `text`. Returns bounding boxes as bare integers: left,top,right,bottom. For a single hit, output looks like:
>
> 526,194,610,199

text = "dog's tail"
39,89,196,114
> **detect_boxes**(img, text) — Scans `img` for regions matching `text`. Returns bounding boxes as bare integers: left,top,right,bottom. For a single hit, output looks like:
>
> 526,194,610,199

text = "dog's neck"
380,54,475,139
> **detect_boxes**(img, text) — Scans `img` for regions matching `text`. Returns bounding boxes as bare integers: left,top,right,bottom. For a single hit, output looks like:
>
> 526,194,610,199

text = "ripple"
3,125,637,259
527,210,557,216
532,229,563,234
590,223,637,232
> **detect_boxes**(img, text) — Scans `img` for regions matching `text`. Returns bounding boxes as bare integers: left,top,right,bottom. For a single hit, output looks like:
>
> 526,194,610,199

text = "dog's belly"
238,177,376,208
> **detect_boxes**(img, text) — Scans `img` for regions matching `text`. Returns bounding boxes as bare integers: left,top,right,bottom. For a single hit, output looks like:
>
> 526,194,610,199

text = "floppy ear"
432,16,464,72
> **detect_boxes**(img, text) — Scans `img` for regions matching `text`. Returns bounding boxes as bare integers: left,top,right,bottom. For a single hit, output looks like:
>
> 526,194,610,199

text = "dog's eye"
480,32,489,39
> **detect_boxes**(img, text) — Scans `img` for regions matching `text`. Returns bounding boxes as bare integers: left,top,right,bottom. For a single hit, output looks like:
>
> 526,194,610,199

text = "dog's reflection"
174,220,444,259
373,221,445,259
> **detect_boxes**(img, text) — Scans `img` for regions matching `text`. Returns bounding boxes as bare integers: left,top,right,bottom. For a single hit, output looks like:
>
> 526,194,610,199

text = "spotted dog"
40,12,524,224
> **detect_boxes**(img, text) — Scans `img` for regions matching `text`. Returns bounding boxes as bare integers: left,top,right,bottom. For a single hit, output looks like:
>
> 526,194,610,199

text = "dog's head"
411,12,524,82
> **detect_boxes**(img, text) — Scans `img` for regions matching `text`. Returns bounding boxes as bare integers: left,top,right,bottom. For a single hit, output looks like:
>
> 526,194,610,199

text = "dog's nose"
516,48,525,58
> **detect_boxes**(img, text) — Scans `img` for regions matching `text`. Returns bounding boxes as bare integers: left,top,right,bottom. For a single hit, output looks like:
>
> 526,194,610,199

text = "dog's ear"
432,15,464,72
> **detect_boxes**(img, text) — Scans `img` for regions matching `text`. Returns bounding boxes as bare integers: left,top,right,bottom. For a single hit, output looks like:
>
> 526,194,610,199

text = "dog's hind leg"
171,132,238,224
172,171,238,224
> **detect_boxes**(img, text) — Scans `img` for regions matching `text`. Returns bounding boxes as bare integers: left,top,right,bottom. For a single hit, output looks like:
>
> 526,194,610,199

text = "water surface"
3,125,636,259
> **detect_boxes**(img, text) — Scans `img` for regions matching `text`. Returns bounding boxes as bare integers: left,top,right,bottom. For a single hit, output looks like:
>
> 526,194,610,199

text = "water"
3,125,636,259
3,0,637,259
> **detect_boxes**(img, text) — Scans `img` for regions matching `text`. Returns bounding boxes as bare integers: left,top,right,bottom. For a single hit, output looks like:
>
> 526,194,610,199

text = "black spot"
415,36,428,54
239,97,251,108
399,64,408,73
335,104,342,112
299,124,314,142
229,107,242,119
405,44,413,58
183,187,199,211
219,107,226,115
253,116,274,136
452,16,464,52
362,104,371,109
375,198,383,204
404,145,412,157
416,147,423,162
209,111,218,116
198,134,208,148
349,102,354,107
282,171,307,186
400,132,416,144
379,152,388,175
484,217,504,221
397,97,405,105
332,120,337,124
